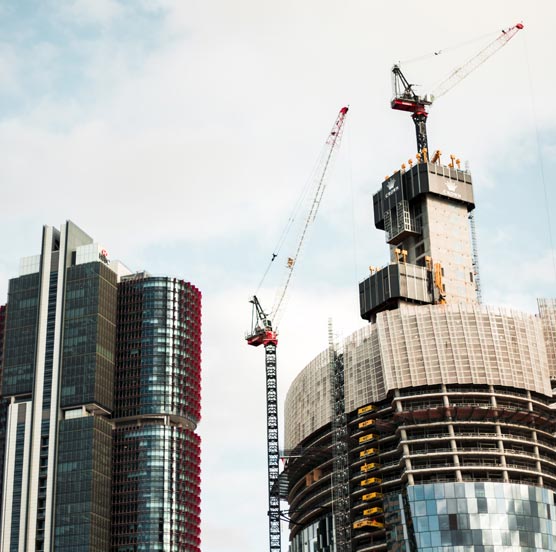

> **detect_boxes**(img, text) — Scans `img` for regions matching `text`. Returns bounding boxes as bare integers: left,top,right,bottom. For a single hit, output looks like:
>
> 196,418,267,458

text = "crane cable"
271,128,342,326
429,23,524,102
346,119,359,288
255,148,325,295
398,24,523,105
523,36,556,284
399,29,498,66
270,107,349,328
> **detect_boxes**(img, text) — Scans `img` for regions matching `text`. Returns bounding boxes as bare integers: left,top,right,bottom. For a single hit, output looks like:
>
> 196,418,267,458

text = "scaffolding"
469,210,482,303
538,299,556,381
328,320,352,552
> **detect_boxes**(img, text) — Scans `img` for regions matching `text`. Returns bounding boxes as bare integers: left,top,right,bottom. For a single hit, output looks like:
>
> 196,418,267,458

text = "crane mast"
246,106,349,552
391,22,524,153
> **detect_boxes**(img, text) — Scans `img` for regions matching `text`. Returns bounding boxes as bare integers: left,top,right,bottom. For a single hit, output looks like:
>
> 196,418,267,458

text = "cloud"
0,43,20,94
57,0,125,26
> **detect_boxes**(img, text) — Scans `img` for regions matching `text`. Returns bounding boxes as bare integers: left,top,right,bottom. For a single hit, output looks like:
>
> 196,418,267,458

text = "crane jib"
391,22,524,153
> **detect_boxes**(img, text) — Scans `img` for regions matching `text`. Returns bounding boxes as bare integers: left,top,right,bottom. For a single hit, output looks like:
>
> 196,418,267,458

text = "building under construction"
282,154,556,551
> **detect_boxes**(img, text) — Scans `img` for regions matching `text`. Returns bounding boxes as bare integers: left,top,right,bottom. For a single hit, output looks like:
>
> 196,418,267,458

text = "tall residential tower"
0,221,201,552
283,156,556,551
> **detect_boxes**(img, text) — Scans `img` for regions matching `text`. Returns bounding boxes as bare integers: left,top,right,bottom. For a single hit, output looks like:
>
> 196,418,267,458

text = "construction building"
283,157,556,551
0,221,201,552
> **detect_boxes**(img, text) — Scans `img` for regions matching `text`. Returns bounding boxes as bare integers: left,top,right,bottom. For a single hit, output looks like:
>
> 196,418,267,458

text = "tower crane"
246,106,349,552
391,22,524,153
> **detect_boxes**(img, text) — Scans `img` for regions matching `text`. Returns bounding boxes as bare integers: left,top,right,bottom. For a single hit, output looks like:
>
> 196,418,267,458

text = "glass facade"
1,273,40,396
403,482,556,551
0,304,7,529
113,276,202,551
289,515,334,552
115,277,201,423
61,262,118,411
112,425,201,551
54,416,112,552
0,304,6,379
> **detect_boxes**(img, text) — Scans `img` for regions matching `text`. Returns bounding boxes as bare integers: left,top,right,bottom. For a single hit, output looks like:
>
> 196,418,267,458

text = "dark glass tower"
0,222,202,552
0,222,117,551
112,275,202,551
0,304,7,531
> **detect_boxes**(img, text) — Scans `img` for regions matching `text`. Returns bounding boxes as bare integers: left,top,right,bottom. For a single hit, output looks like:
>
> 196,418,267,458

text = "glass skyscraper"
0,221,201,551
112,276,201,551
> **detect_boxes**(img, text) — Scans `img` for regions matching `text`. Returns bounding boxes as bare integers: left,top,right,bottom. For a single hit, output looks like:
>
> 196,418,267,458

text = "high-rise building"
0,304,7,530
0,221,201,552
112,275,201,551
282,157,556,551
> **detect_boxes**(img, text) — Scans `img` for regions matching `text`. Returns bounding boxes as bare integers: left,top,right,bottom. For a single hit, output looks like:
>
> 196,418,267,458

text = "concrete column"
394,391,414,485
526,391,543,486
490,387,509,483
442,385,462,482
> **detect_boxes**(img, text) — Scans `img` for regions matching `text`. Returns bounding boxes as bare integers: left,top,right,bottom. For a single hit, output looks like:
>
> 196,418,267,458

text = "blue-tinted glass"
428,515,439,531
440,530,451,545
438,515,449,530
405,482,556,552
457,514,469,530
417,516,429,531
434,483,445,499
437,499,447,514
457,498,468,513
414,500,426,516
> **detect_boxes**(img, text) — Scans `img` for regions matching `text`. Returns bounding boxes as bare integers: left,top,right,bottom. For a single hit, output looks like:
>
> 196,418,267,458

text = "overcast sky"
1,1,555,551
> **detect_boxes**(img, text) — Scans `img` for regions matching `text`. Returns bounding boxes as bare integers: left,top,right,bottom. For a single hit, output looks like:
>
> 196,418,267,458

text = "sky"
0,1,555,550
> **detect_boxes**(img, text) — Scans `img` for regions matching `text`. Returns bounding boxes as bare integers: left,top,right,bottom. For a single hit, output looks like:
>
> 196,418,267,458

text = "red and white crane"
246,106,349,552
391,22,524,153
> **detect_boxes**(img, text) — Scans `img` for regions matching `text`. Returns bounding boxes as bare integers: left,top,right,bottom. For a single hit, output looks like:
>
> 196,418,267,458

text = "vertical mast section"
246,297,281,552
391,65,432,154
265,342,280,552
329,320,352,551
